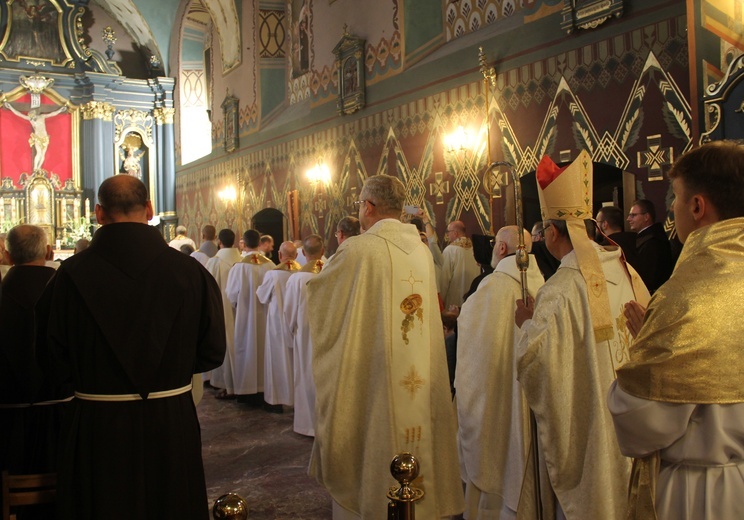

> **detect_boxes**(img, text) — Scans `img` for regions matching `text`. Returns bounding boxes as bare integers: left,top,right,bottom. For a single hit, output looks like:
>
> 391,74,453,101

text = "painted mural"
176,3,692,251
175,1,709,252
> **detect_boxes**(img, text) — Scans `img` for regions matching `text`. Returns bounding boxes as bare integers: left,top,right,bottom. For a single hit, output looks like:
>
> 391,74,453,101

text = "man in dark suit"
596,205,638,268
627,199,673,293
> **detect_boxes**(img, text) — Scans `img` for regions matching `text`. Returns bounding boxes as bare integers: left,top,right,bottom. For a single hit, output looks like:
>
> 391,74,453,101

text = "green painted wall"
261,68,287,117
404,0,443,58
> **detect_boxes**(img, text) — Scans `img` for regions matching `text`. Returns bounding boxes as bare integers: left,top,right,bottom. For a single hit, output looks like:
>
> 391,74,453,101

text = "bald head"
303,234,324,260
278,241,298,262
96,175,152,224
491,226,532,269
446,220,466,241
6,224,49,265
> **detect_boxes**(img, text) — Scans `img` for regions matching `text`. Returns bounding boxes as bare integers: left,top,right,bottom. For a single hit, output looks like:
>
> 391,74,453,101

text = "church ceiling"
93,0,240,75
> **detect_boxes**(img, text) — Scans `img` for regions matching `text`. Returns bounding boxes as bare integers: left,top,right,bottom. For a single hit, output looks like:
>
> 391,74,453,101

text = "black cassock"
45,223,226,520
0,264,69,477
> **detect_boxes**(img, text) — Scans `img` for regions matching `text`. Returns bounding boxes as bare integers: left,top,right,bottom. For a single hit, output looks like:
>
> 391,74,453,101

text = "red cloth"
0,93,72,185
536,155,568,190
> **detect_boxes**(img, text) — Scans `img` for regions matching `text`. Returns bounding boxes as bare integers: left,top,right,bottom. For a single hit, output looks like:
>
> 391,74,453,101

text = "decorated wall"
173,0,722,251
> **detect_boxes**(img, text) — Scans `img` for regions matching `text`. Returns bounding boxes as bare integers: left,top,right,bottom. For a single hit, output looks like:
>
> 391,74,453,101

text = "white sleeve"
607,380,696,458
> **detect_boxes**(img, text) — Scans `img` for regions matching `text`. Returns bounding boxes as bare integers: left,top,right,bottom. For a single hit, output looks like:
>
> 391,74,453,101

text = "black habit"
45,223,226,520
0,264,69,478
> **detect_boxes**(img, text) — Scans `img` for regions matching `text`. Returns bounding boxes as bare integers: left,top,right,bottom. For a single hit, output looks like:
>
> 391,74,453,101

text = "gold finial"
479,47,497,87
212,493,248,519
387,453,424,517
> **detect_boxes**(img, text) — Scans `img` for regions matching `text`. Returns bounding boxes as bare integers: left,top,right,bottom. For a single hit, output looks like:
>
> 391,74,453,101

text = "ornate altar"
0,72,84,246
0,0,178,240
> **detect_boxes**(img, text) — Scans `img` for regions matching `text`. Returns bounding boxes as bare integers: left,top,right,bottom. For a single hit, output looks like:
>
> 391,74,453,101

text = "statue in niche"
2,0,67,62
4,101,68,172
119,133,146,179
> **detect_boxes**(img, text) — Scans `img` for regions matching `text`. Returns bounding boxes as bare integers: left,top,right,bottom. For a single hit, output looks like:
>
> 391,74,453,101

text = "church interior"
0,0,741,250
0,0,743,518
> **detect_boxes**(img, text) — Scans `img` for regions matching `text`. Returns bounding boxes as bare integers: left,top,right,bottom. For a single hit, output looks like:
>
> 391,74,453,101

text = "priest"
256,240,301,409
1,224,72,477
307,174,463,519
456,225,544,519
206,228,244,399
283,234,324,436
225,229,274,404
514,151,649,519
44,175,225,519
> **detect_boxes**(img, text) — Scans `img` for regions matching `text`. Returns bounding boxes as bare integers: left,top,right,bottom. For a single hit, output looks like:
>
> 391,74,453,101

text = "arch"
96,0,164,70
177,0,213,164
200,0,241,73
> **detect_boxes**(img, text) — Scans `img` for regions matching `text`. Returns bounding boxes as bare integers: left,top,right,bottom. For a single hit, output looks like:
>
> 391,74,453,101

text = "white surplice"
608,381,744,520
190,250,210,267
225,252,274,395
205,247,243,393
440,240,481,308
256,269,296,406
283,271,316,436
456,255,544,520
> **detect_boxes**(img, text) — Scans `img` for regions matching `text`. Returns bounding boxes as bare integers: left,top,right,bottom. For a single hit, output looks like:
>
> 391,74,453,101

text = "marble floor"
198,387,332,519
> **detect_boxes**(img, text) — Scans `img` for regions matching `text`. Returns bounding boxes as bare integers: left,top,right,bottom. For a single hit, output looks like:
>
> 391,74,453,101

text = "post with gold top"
387,453,424,520
212,492,248,519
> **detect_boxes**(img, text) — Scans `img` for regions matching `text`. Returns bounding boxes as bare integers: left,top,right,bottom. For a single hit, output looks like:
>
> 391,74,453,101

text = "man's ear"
45,244,53,261
95,204,107,225
145,200,154,221
691,194,705,222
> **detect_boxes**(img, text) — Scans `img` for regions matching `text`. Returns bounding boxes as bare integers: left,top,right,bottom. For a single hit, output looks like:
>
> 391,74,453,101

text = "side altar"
0,0,177,242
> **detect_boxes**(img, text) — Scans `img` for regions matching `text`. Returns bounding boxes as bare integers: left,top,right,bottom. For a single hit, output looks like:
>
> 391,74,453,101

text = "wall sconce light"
218,185,237,202
306,158,331,219
443,126,475,155
306,160,331,186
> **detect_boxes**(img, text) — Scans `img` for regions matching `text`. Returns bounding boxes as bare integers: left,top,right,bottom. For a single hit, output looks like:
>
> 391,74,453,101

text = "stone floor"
198,387,332,519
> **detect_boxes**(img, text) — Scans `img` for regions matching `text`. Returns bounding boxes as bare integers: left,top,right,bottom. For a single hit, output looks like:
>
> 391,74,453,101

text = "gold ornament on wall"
333,25,365,116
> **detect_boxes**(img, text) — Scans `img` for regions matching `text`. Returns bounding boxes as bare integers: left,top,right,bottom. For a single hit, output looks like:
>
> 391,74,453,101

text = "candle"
85,198,90,220
56,239,61,250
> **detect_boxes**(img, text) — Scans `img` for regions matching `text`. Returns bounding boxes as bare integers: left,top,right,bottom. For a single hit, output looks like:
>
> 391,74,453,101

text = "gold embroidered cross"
402,270,423,293
400,365,425,398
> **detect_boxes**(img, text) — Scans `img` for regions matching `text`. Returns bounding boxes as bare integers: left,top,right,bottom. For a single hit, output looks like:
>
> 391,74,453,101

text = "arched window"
179,1,212,164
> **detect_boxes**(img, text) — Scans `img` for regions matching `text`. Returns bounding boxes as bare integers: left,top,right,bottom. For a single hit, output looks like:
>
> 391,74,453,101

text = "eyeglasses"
353,199,376,207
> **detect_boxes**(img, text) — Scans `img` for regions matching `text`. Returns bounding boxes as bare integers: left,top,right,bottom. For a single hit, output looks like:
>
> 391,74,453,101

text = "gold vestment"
616,217,744,519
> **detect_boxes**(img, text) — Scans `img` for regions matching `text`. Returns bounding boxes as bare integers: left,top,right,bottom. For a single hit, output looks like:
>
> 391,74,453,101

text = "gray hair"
6,224,48,265
303,234,324,257
176,225,187,235
361,175,406,216
337,216,360,237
